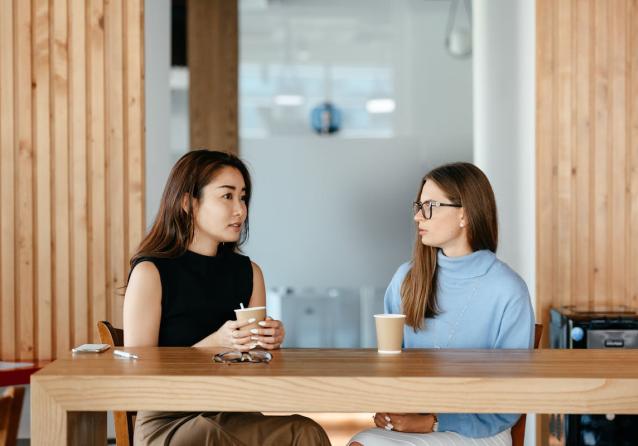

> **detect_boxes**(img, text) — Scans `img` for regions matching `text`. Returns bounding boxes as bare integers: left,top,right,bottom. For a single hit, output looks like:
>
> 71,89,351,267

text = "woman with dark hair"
124,150,330,445
349,163,534,446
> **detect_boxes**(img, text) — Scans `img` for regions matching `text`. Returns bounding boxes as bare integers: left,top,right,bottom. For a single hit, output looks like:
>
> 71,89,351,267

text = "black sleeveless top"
134,250,253,346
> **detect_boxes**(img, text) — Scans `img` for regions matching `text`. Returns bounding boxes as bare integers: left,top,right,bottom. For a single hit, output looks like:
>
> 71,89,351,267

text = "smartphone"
71,343,111,353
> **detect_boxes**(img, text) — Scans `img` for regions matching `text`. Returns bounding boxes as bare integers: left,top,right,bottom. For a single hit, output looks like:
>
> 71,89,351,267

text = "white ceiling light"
445,0,472,58
366,98,395,114
274,94,305,106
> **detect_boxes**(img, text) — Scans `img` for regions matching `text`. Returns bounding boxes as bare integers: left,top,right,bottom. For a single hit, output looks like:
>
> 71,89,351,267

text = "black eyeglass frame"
213,350,273,364
413,200,462,220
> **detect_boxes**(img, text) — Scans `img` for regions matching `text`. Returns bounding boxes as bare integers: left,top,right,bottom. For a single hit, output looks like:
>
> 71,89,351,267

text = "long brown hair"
130,150,252,268
401,162,498,330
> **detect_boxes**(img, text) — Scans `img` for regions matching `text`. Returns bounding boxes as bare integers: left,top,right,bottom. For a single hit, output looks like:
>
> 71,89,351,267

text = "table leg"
31,380,107,445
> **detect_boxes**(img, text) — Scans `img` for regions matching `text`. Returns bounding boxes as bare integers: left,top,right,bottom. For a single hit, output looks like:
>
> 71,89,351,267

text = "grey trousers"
134,411,332,446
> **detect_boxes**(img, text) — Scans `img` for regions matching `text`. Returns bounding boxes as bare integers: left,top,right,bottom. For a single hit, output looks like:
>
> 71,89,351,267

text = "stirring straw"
240,303,244,309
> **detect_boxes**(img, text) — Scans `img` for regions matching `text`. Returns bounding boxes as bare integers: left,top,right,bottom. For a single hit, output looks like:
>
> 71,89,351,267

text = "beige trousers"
134,411,332,446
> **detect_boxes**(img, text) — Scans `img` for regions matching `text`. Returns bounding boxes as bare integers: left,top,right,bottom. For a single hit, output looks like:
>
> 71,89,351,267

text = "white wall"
473,0,535,301
473,1,536,444
399,0,473,169
242,137,424,288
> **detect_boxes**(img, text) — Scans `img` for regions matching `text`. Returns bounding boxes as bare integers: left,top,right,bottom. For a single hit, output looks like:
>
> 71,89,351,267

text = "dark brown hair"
401,162,498,329
130,150,252,268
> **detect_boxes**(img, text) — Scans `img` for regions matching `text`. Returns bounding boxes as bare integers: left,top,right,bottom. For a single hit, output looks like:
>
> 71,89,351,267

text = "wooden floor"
269,412,374,446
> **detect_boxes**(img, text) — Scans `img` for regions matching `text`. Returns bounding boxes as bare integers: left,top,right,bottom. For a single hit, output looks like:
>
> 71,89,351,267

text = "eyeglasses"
213,350,273,364
413,200,462,220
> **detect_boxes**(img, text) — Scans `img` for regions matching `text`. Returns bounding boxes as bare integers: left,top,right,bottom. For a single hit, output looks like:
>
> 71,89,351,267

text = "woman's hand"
194,319,254,350
373,413,436,433
249,317,285,350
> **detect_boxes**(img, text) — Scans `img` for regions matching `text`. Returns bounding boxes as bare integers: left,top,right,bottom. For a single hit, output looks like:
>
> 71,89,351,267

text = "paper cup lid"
373,314,406,318
235,306,266,312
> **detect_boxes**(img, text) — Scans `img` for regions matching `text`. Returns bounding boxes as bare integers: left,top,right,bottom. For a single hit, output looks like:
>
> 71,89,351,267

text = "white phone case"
71,343,111,353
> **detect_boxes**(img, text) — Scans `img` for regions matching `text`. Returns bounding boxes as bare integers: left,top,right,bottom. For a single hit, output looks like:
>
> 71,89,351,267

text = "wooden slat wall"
188,0,238,155
537,1,638,443
0,0,145,361
537,0,638,330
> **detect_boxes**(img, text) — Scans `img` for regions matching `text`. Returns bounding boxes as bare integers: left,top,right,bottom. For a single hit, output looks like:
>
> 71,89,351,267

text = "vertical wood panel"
124,0,145,263
593,0,611,304
556,0,573,308
574,0,593,308
0,0,16,360
51,0,70,358
587,0,597,309
535,1,556,443
105,0,125,329
538,1,638,329
536,0,557,329
611,0,628,307
188,0,239,154
537,1,638,443
15,0,35,360
0,0,144,360
630,0,638,309
69,0,88,345
87,0,107,343
33,0,53,360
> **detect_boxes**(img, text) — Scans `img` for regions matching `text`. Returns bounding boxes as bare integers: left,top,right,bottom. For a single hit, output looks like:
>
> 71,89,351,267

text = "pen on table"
113,350,139,359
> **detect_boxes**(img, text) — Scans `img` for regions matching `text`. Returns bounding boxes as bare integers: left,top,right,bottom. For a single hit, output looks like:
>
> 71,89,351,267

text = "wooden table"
31,348,638,445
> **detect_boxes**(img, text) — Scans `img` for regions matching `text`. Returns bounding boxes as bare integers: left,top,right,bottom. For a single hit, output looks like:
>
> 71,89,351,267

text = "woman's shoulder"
129,256,162,274
131,258,160,270
131,255,167,269
223,251,254,280
485,256,529,298
225,251,252,267
127,259,161,289
391,261,412,284
226,250,250,261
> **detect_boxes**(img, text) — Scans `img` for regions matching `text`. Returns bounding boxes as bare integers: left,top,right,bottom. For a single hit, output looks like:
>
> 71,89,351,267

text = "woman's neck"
441,240,472,258
188,233,219,257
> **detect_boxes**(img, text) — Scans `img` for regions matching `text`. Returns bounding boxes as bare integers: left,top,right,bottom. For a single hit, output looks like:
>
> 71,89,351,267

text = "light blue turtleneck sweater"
384,249,535,438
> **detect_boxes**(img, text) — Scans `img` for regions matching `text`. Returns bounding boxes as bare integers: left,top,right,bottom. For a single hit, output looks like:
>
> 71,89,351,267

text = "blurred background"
158,0,476,349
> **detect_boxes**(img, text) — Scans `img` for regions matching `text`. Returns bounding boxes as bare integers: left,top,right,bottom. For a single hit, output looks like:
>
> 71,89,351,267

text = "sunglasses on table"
213,350,273,364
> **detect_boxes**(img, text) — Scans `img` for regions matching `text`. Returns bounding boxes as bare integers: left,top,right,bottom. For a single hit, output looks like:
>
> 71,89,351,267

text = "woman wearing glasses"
349,162,534,446
124,150,330,446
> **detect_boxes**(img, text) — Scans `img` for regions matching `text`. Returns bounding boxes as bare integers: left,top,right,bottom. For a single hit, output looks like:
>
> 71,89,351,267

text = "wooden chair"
510,323,543,446
0,386,25,446
97,321,136,446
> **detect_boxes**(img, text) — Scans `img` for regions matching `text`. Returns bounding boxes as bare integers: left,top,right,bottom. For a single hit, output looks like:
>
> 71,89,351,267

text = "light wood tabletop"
31,348,638,445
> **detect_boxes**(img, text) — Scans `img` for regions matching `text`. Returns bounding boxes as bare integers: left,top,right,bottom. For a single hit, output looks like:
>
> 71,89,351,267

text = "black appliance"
549,306,638,446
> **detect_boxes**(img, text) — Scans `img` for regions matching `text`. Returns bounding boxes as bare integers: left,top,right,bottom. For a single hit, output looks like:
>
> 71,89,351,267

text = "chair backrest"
0,386,25,446
510,323,543,446
97,321,136,446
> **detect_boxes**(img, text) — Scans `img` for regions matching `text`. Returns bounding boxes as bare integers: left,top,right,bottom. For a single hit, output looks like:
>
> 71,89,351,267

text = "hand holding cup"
234,306,285,350
213,319,255,351
248,316,286,350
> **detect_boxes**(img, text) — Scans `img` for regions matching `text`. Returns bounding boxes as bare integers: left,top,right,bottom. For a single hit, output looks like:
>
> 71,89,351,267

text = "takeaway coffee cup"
374,314,406,354
234,306,267,331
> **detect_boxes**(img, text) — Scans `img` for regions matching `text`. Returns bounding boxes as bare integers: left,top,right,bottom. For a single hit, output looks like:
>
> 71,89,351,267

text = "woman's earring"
460,222,465,228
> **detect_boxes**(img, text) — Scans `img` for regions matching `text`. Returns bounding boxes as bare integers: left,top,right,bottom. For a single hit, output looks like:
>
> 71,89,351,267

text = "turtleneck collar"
436,249,496,279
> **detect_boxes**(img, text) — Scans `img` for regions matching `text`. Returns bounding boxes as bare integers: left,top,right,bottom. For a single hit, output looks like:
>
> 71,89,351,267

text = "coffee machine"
549,306,638,446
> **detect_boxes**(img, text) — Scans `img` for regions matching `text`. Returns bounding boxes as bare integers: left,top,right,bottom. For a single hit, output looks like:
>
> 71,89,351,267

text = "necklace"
432,279,479,349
